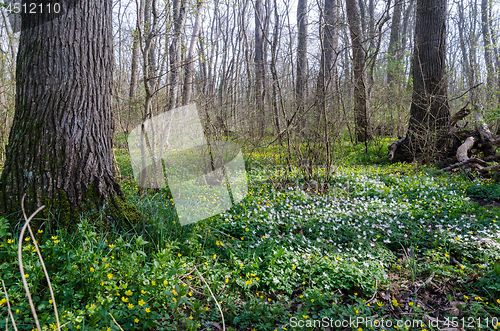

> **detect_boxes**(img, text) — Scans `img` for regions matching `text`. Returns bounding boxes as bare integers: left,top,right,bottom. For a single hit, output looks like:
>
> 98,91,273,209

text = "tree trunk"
387,0,403,85
129,0,143,100
391,0,450,162
0,0,140,225
296,0,308,134
255,0,265,136
457,0,472,87
182,0,206,105
346,0,370,143
319,0,339,95
481,0,495,104
168,0,187,110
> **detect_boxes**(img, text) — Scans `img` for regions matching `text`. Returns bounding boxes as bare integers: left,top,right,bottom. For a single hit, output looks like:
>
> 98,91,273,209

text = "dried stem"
2,280,19,331
17,197,45,331
194,265,225,331
21,196,61,330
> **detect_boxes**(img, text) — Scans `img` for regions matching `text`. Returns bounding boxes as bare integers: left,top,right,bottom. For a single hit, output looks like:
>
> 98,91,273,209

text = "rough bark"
346,0,370,142
0,0,140,226
390,0,451,162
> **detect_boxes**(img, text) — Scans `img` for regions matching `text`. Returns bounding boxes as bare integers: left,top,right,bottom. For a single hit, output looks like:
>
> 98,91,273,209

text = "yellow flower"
213,254,217,259
7,239,13,244
125,290,132,296
49,299,53,304
128,303,134,309
141,290,147,294
38,229,43,233
292,265,296,269
189,315,193,320
24,274,29,278
121,297,129,302
311,299,314,303
163,280,167,285
409,302,414,306
145,307,151,313
497,299,500,304
205,307,209,311
138,299,145,306
173,290,177,296
51,236,57,240
109,244,115,249
107,273,113,279
152,281,156,286
90,267,95,272
178,253,182,257
188,291,193,296
134,318,139,323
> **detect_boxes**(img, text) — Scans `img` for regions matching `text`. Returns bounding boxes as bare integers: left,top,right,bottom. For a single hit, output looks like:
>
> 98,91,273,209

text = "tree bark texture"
346,0,369,142
391,0,451,162
0,0,139,225
408,0,449,136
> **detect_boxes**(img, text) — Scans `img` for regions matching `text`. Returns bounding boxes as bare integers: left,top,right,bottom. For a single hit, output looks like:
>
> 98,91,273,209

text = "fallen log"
439,157,488,172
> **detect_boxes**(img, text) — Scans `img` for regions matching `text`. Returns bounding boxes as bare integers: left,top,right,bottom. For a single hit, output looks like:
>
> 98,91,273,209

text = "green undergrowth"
1,141,500,330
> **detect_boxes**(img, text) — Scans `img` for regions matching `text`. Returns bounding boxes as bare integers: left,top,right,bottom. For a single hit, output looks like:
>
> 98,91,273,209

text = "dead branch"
456,137,475,162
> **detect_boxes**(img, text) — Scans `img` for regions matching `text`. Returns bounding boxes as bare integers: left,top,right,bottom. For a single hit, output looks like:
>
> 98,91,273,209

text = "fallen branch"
388,137,406,161
439,157,488,172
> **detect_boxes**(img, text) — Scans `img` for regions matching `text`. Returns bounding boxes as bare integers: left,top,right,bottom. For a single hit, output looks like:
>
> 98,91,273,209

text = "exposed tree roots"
389,105,500,179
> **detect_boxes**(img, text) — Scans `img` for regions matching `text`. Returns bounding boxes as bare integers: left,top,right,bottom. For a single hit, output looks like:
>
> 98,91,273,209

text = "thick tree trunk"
391,0,450,162
0,0,140,225
408,0,449,134
346,0,370,143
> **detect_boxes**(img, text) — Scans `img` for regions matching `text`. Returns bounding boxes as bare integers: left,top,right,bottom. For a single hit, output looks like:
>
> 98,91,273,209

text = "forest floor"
1,138,500,330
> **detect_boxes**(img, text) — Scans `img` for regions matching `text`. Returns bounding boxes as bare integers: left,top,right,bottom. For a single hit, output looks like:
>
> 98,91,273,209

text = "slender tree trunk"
129,0,143,100
320,0,339,95
457,0,472,87
182,0,206,105
168,0,187,110
296,0,308,135
387,0,403,85
346,0,369,142
481,0,495,103
0,0,139,224
255,0,265,136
